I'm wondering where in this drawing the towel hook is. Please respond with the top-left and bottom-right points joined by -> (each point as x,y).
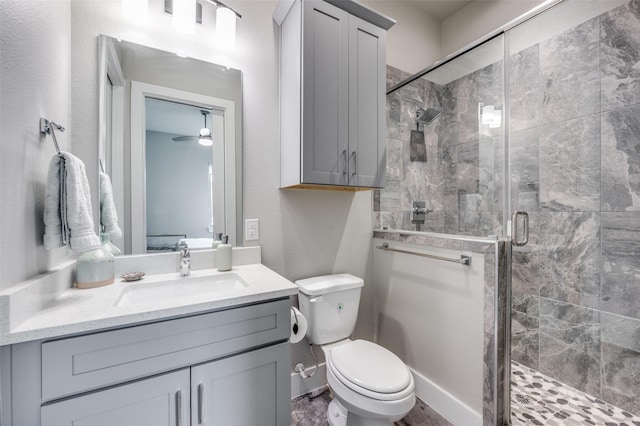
40,118 -> 65,154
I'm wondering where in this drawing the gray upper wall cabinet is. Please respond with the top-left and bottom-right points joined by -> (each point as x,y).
275,0 -> 394,190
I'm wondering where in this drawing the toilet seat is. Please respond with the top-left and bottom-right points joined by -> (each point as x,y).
327,340 -> 414,401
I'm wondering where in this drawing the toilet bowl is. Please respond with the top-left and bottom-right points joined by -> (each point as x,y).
323,339 -> 415,426
295,274 -> 416,426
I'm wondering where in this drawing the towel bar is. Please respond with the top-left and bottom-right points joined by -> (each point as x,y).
40,118 -> 65,154
376,242 -> 471,266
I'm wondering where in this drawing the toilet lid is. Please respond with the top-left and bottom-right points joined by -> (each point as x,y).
330,340 -> 411,394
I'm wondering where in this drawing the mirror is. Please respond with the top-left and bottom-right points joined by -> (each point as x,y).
98,35 -> 242,255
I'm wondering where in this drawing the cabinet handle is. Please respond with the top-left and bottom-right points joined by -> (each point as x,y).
351,151 -> 357,176
198,383 -> 206,425
342,150 -> 347,177
176,389 -> 183,426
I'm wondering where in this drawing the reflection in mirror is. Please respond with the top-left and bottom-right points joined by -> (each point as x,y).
98,35 -> 242,255
144,98 -> 224,252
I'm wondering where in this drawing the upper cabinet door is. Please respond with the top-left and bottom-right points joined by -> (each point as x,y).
302,0 -> 350,186
348,15 -> 386,188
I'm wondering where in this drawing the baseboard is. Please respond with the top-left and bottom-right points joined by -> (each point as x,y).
410,367 -> 482,426
291,363 -> 327,399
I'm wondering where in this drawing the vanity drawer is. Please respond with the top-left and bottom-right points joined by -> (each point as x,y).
41,298 -> 290,402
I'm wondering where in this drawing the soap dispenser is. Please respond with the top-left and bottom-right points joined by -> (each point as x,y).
212,233 -> 223,249
76,248 -> 115,289
217,235 -> 232,271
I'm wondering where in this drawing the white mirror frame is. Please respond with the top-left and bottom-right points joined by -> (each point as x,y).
98,36 -> 126,252
130,81 -> 237,254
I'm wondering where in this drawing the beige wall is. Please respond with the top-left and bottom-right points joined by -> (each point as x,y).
441,0 -> 547,57
362,0 -> 441,74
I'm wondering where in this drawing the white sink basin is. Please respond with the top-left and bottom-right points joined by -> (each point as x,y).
115,273 -> 249,307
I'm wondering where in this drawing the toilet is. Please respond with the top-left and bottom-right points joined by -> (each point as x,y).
296,274 -> 415,426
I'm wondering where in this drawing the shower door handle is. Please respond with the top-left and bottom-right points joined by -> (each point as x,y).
511,211 -> 529,247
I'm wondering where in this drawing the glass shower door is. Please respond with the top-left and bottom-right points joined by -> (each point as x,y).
507,0 -> 640,422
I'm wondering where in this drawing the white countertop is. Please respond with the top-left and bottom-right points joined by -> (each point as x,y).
0,263 -> 298,345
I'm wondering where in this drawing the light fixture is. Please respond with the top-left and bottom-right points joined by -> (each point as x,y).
198,110 -> 213,146
163,0 -> 241,49
172,0 -> 196,34
121,0 -> 148,21
171,110 -> 213,145
480,104 -> 502,129
215,6 -> 236,49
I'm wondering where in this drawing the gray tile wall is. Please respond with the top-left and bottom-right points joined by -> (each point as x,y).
380,62 -> 503,237
383,0 -> 640,416
510,0 -> 640,415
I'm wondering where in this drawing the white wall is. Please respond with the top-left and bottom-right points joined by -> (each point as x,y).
362,0 -> 441,74
0,0 -> 71,291
441,0 -> 546,57
374,239 -> 485,425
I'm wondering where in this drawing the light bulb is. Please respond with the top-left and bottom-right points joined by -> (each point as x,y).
173,0 -> 196,34
216,7 -> 236,50
198,128 -> 213,146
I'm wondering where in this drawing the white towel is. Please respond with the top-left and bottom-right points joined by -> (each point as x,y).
99,171 -> 122,241
43,153 -> 102,253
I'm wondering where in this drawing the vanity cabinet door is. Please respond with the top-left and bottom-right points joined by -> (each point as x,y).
41,369 -> 190,426
191,342 -> 290,426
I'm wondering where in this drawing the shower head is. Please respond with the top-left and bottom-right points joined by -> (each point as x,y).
416,107 -> 442,125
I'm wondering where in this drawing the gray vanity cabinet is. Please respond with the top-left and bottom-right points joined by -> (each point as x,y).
277,0 -> 392,189
41,369 -> 190,426
2,298 -> 291,426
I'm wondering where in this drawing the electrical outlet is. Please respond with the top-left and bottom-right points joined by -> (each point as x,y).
245,219 -> 259,241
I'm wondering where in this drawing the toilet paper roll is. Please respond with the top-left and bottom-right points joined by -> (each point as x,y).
290,307 -> 307,344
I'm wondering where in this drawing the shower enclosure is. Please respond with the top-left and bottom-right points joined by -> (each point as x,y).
381,0 -> 640,423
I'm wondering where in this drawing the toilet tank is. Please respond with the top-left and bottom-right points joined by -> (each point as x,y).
295,274 -> 364,345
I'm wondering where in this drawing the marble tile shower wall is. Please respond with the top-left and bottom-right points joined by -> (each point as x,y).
380,0 -> 640,416
379,63 -> 503,237
509,0 -> 640,416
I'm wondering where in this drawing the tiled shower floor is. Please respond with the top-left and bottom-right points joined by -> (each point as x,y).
511,361 -> 640,426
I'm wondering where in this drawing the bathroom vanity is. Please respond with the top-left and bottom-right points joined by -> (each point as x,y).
0,250 -> 297,426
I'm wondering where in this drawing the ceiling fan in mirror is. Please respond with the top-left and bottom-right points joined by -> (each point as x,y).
172,109 -> 213,146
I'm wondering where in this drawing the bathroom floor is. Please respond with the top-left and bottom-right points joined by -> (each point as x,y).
511,361 -> 640,426
291,387 -> 453,426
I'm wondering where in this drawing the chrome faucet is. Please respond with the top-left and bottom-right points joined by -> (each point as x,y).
411,200 -> 433,232
178,242 -> 191,277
